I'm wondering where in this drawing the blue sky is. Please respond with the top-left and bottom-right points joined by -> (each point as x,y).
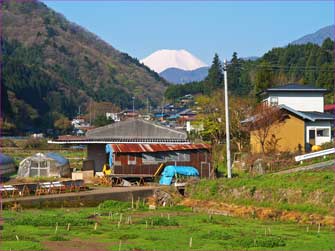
43,1 -> 333,64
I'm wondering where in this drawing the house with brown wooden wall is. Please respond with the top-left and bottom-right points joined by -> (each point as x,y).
49,119 -> 212,178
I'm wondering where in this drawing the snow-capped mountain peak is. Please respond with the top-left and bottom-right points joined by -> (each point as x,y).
140,49 -> 207,73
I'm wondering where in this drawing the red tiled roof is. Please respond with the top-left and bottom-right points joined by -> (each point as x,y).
110,143 -> 211,153
324,104 -> 335,111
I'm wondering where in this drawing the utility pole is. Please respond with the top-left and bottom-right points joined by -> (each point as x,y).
89,100 -> 92,125
223,59 -> 232,179
146,97 -> 149,114
132,96 -> 135,118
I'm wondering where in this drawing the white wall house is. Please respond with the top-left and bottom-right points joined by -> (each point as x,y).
260,83 -> 333,150
106,112 -> 120,122
261,84 -> 327,112
305,121 -> 331,146
263,92 -> 324,112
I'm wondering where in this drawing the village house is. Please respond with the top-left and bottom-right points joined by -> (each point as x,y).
49,119 -> 212,178
245,83 -> 333,153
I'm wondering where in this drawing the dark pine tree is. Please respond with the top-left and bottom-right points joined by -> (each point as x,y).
203,53 -> 224,95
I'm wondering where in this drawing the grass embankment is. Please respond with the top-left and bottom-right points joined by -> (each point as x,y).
1,200 -> 333,251
188,169 -> 334,216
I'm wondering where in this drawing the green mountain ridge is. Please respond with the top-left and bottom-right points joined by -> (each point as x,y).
165,40 -> 334,101
1,0 -> 168,132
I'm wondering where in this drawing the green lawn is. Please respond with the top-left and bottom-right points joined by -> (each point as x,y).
1,200 -> 333,251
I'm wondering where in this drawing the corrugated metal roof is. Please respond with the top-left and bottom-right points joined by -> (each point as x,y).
86,119 -> 187,140
110,143 -> 211,153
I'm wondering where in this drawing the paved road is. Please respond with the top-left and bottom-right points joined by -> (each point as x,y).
275,159 -> 334,174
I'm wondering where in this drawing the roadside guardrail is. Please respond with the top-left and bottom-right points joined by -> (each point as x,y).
295,148 -> 335,162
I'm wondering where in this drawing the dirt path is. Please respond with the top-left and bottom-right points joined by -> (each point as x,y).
43,238 -> 111,251
180,198 -> 334,226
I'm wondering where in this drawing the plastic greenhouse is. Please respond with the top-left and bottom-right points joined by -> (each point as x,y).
18,152 -> 71,178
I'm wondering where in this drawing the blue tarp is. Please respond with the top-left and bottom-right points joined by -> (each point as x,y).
45,152 -> 69,166
105,144 -> 113,167
159,165 -> 199,185
0,153 -> 14,165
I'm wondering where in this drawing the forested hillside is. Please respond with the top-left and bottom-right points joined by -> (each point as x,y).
165,39 -> 334,103
1,0 -> 168,132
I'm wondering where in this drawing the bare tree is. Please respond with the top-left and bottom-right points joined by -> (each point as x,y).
242,104 -> 286,153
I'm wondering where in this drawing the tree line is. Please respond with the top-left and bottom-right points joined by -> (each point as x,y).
165,38 -> 334,102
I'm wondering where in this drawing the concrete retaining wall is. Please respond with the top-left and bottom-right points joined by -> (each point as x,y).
2,187 -> 156,209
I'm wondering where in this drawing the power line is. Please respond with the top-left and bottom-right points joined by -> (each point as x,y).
230,64 -> 334,72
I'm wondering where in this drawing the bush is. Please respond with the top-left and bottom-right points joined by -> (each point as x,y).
12,214 -> 93,226
238,236 -> 286,248
0,139 -> 17,147
23,138 -> 48,149
118,234 -> 139,240
201,230 -> 232,240
320,141 -> 334,150
97,200 -> 131,212
48,235 -> 69,241
139,216 -> 179,226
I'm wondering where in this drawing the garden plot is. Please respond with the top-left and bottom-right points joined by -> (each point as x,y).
0,200 -> 333,251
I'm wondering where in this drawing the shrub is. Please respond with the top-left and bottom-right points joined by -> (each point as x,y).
0,139 -> 17,147
139,216 -> 179,226
320,141 -> 334,150
48,235 -> 69,241
98,200 -> 131,212
238,236 -> 286,248
201,230 -> 232,240
12,214 -> 93,226
118,234 -> 139,240
23,138 -> 48,149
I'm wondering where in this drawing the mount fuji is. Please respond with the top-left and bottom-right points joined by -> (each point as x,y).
141,49 -> 207,74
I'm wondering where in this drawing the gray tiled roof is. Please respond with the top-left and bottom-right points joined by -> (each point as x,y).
299,111 -> 334,121
86,119 -> 187,141
241,105 -> 334,124
280,105 -> 333,122
259,83 -> 328,95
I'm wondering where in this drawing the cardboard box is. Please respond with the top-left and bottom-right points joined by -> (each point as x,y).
72,172 -> 83,180
82,170 -> 94,180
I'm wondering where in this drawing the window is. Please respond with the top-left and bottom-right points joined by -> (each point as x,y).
317,128 -> 329,137
269,96 -> 278,106
142,152 -> 191,163
177,152 -> 190,162
142,153 -> 163,164
30,160 -> 49,177
128,154 -> 136,165
164,152 -> 178,162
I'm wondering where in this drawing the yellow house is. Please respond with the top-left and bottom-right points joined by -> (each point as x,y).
248,105 -> 333,154
244,84 -> 334,154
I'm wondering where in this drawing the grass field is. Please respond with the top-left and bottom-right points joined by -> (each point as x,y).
1,200 -> 333,251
